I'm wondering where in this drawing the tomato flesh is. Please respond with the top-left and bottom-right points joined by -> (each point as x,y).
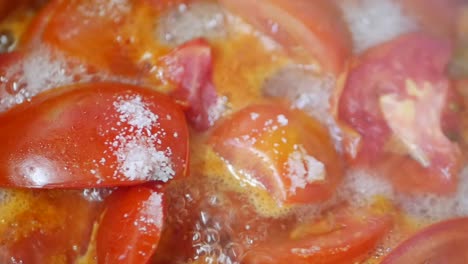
97,185 -> 164,264
244,207 -> 393,264
219,0 -> 352,75
0,82 -> 188,188
211,103 -> 343,206
337,32 -> 461,194
161,38 -> 221,131
382,218 -> 468,264
21,0 -> 159,78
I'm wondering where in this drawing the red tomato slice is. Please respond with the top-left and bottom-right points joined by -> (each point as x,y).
97,186 -> 164,264
22,0 -> 157,77
210,103 -> 343,206
219,0 -> 352,75
0,82 -> 189,188
336,32 -> 461,194
382,218 -> 468,264
243,207 -> 393,264
160,38 -> 221,131
0,190 -> 103,263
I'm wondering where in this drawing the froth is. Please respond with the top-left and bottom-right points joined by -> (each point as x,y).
157,2 -> 227,46
339,167 -> 468,222
338,0 -> 417,53
338,169 -> 395,207
397,166 -> 468,222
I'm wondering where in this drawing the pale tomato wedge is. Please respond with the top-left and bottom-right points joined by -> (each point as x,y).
219,0 -> 352,75
243,207 -> 393,264
336,32 -> 461,194
97,186 -> 164,264
210,103 -> 343,206
382,218 -> 468,264
0,82 -> 188,188
160,38 -> 221,131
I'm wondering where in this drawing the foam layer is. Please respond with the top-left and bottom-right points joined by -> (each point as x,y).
157,1 -> 227,46
338,0 -> 417,53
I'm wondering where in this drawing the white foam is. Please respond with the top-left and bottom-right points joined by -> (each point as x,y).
338,169 -> 395,207
157,2 -> 227,46
339,166 -> 468,222
0,47 -> 91,112
396,167 -> 468,222
338,0 -> 417,53
76,0 -> 130,19
262,65 -> 335,125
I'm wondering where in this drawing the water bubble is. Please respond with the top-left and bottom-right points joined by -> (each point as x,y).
204,228 -> 220,245
0,30 -> 14,53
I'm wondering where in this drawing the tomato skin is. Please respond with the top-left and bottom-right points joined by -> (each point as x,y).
97,186 -> 164,264
219,0 -> 351,75
243,207 -> 392,264
336,32 -> 461,195
211,103 -> 343,206
161,38 -> 221,131
382,218 -> 468,264
0,82 -> 189,188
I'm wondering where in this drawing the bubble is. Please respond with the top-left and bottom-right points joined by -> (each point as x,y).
81,188 -> 113,202
204,228 -> 220,245
0,30 -> 14,53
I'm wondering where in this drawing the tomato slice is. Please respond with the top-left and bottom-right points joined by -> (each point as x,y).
210,103 -> 343,206
160,38 -> 221,131
382,218 -> 468,264
218,0 -> 352,75
0,190 -> 103,263
22,0 -> 158,77
0,82 -> 188,188
97,185 -> 164,264
336,32 -> 461,194
243,207 -> 393,264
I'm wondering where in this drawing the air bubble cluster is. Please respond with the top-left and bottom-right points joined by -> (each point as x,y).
153,177 -> 291,264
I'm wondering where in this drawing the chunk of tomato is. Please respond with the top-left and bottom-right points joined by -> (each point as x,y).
160,38 -> 221,131
97,186 -> 164,264
219,0 -> 352,75
243,206 -> 393,264
21,0 -> 157,77
0,82 -> 188,188
210,103 -> 343,206
382,218 -> 468,264
336,32 -> 461,195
